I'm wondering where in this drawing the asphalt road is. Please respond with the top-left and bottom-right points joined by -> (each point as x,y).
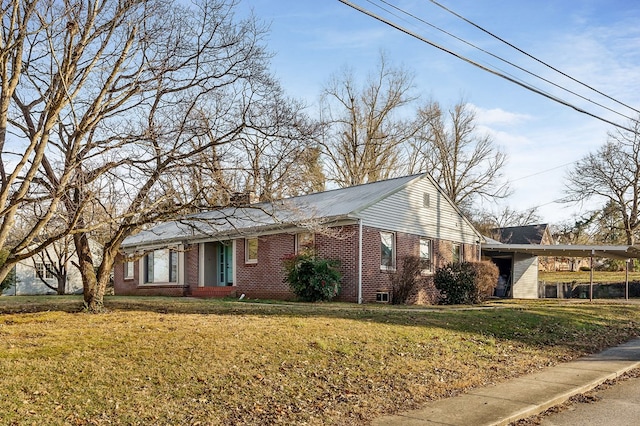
539,375 -> 640,426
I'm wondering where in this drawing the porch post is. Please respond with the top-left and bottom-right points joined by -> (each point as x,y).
198,243 -> 204,287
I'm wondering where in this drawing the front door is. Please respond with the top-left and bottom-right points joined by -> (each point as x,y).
218,242 -> 233,286
201,241 -> 234,287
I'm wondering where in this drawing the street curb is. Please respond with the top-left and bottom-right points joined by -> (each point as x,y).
497,361 -> 640,425
373,337 -> 640,426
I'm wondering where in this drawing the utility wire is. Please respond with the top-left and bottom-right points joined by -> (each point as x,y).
370,0 -> 637,124
427,0 -> 640,117
510,161 -> 577,183
338,0 -> 637,134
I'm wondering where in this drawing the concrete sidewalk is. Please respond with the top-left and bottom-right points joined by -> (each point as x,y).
373,337 -> 640,426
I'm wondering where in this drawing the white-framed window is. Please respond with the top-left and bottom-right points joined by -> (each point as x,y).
452,243 -> 463,264
245,238 -> 258,264
143,249 -> 178,284
420,238 -> 432,272
295,232 -> 315,254
124,261 -> 135,280
35,262 -> 55,279
380,231 -> 396,270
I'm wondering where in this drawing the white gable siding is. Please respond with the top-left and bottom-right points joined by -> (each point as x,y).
356,176 -> 478,244
511,254 -> 539,299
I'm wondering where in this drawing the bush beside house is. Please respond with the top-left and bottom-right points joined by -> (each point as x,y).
434,261 -> 498,305
282,252 -> 342,302
389,255 -> 425,305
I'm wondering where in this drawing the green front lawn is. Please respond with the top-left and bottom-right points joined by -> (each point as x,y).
1,296 -> 639,425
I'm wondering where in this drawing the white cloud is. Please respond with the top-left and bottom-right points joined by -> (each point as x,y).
471,105 -> 533,127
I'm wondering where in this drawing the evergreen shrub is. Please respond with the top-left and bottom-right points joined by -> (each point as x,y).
282,252 -> 341,302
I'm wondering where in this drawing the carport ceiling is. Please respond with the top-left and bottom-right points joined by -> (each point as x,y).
481,244 -> 640,260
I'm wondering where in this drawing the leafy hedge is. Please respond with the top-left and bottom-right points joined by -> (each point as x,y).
282,252 -> 342,302
434,261 -> 498,304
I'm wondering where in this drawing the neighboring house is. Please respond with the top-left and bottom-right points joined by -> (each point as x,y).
491,224 -> 553,245
491,224 -> 591,272
491,224 -> 556,272
114,174 -> 482,304
1,238 -> 103,296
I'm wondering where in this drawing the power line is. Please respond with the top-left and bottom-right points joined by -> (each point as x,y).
510,161 -> 577,183
426,0 -> 640,117
338,0 -> 637,134
369,0 -> 638,124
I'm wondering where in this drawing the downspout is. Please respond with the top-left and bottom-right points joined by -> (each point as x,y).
358,219 -> 363,304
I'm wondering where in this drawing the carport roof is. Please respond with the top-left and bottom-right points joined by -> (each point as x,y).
482,243 -> 640,260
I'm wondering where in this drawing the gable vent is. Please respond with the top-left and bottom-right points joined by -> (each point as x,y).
423,193 -> 430,208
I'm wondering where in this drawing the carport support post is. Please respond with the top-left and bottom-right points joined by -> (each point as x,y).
589,250 -> 594,302
626,259 -> 630,300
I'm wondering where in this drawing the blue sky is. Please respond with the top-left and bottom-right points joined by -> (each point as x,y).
237,0 -> 640,226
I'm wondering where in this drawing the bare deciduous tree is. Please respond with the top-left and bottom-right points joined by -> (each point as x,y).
2,0 -> 305,311
410,100 -> 510,212
471,206 -> 541,238
319,53 -> 419,187
564,119 -> 640,245
231,85 -> 324,201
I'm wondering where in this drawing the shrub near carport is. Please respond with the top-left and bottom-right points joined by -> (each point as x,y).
434,261 -> 498,304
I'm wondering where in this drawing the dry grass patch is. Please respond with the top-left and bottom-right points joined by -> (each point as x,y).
0,297 -> 639,425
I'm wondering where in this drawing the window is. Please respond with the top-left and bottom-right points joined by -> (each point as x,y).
124,261 -> 134,280
452,244 -> 463,264
423,192 -> 430,208
35,262 -> 54,279
245,238 -> 258,263
420,238 -> 432,272
144,249 -> 178,284
295,232 -> 315,253
380,231 -> 395,270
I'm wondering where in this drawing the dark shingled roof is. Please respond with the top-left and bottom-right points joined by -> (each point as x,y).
491,224 -> 550,245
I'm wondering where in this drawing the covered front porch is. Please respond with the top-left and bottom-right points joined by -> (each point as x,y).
190,241 -> 236,298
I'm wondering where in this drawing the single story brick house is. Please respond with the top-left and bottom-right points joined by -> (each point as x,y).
114,173 -> 482,303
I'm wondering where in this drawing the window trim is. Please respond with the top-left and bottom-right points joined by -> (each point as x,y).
142,249 -> 178,285
295,232 -> 315,254
35,262 -> 55,280
124,261 -> 135,280
245,238 -> 258,264
420,237 -> 433,273
380,231 -> 396,271
452,243 -> 463,264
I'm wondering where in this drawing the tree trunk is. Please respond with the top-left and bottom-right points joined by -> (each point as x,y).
74,233 -> 101,312
56,273 -> 66,295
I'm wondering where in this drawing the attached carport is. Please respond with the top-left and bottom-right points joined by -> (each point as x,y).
481,244 -> 640,300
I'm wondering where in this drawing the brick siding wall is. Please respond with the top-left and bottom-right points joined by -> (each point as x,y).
235,233 -> 297,300
113,229 -> 480,303
184,244 -> 199,289
315,225 -> 358,302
